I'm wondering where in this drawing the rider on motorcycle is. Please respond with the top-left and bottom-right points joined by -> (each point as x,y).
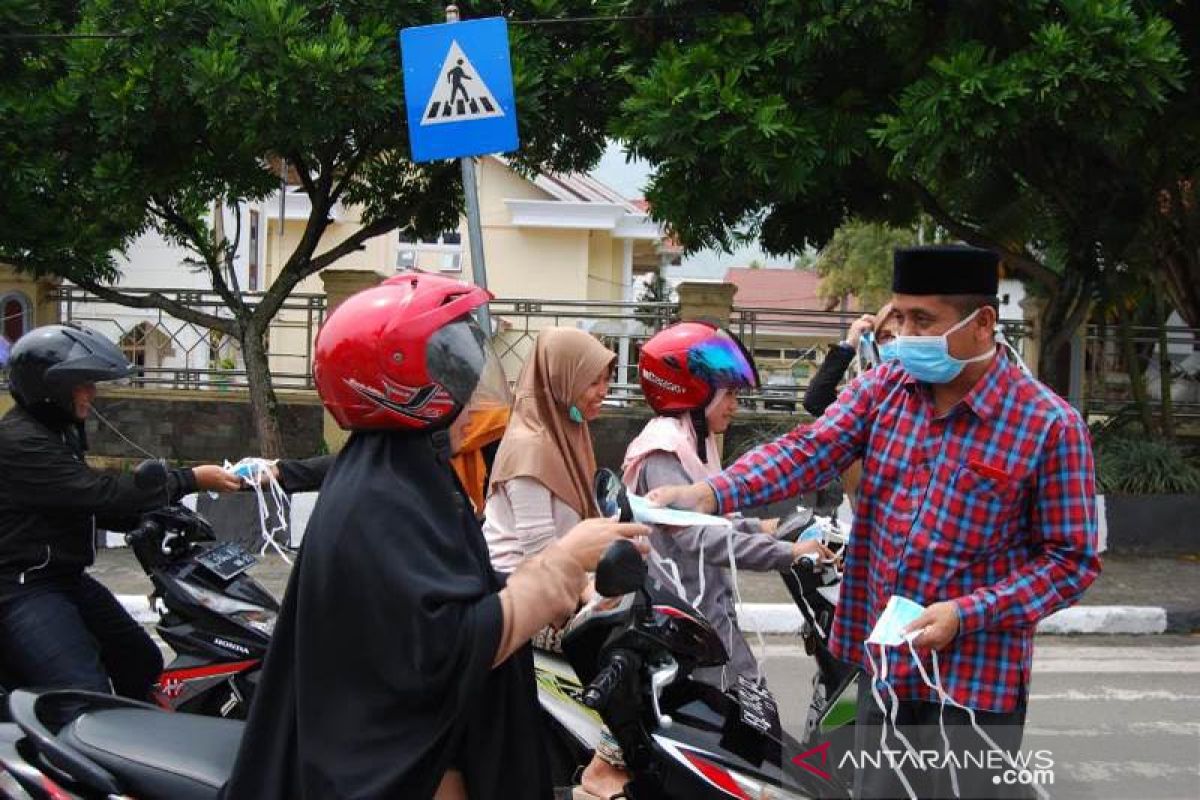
221,273 -> 647,800
0,324 -> 239,711
623,322 -> 833,688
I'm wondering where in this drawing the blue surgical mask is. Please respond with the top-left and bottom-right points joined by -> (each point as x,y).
568,405 -> 584,423
894,308 -> 993,384
866,595 -> 925,647
877,339 -> 899,363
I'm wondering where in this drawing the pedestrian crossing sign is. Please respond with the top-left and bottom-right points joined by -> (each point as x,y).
400,17 -> 519,163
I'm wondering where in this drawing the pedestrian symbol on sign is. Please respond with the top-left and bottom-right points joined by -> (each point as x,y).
400,15 -> 517,161
421,41 -> 505,126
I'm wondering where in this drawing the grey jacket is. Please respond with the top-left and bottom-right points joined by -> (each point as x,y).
634,451 -> 796,688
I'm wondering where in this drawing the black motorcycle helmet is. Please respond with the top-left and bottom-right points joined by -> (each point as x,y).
8,323 -> 131,422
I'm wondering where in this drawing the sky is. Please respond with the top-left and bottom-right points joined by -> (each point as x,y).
591,141 -> 798,279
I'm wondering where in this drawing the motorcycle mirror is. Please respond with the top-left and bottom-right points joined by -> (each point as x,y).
133,459 -> 169,490
593,468 -> 633,523
594,539 -> 648,598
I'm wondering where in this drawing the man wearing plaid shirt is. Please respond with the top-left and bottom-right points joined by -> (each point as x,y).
649,245 -> 1100,798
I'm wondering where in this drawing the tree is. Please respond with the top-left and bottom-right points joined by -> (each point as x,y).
610,0 -> 1191,392
0,0 -> 624,455
814,220 -> 916,312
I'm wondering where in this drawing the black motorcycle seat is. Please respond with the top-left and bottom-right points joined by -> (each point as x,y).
59,708 -> 242,800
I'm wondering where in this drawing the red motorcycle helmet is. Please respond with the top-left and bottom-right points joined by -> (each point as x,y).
638,321 -> 760,414
314,271 -> 496,431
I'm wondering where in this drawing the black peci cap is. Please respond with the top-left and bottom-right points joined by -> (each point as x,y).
892,245 -> 999,296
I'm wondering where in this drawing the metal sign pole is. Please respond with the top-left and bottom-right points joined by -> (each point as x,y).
445,5 -> 493,338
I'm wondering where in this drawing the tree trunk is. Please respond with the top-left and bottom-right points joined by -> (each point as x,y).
1155,281 -> 1175,440
1117,308 -> 1155,435
241,324 -> 285,458
1036,272 -> 1091,397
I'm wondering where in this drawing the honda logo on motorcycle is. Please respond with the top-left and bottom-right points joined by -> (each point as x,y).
213,637 -> 251,656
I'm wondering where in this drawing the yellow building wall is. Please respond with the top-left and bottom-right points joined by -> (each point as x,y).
0,266 -> 60,330
259,157 -> 643,383
586,231 -> 621,301
461,157 -> 592,302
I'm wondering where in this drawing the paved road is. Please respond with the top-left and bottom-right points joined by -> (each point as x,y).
759,634 -> 1200,799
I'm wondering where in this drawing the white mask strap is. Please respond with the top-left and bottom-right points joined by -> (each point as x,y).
996,328 -> 1034,377
646,544 -> 686,600
864,642 -> 919,800
724,526 -> 765,685
906,643 -> 1051,800
906,640 -> 959,798
944,307 -> 981,336
954,308 -> 998,366
226,458 -> 292,564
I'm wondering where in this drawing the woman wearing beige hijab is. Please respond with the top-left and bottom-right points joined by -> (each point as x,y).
484,327 -> 637,800
484,327 -> 617,573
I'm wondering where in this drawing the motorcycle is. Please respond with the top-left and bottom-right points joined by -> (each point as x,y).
535,469 -> 856,799
0,534 -> 830,800
0,459 -> 277,720
124,459 -> 278,718
0,467 -> 855,799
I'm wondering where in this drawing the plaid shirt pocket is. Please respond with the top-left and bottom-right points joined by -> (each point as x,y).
938,464 -> 1024,555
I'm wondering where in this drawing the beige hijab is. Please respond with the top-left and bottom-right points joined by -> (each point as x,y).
488,328 -> 616,518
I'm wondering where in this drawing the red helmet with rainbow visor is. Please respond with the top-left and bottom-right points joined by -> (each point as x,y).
638,321 -> 760,415
315,271 -> 511,433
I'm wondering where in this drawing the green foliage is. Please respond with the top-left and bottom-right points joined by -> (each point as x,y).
814,220 -> 916,311
1095,435 -> 1200,495
0,0 -> 624,282
0,0 -> 629,454
607,0 -> 1200,394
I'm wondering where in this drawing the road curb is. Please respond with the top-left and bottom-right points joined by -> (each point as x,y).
736,603 -> 1176,636
117,594 -> 1192,636
117,594 -> 159,625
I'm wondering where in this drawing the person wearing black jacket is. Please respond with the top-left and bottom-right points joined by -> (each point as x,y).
0,324 -> 239,706
801,307 -> 897,507
269,436 -> 503,513
802,305 -> 897,418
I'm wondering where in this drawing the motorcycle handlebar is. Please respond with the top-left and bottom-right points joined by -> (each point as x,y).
583,650 -> 632,711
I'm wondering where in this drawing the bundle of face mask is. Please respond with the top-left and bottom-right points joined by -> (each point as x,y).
864,595 -> 1049,800
628,490 -> 765,689
223,457 -> 293,564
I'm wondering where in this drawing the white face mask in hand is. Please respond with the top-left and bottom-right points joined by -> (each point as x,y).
863,596 -> 1050,800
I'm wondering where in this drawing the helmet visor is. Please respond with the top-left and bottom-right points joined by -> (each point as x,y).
687,329 -> 760,390
426,314 -> 492,406
447,335 -> 512,455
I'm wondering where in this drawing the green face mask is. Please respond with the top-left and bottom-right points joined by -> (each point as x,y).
568,405 -> 584,423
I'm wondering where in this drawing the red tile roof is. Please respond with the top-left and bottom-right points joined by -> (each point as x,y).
724,267 -> 836,311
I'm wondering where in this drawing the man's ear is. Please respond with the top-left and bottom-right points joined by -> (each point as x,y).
977,305 -> 999,341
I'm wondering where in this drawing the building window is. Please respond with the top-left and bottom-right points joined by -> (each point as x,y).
248,210 -> 261,291
1,292 -> 31,346
397,230 -> 463,273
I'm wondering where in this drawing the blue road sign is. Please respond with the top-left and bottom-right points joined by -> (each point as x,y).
400,17 -> 519,163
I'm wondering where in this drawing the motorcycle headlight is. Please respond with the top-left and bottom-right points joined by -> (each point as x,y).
728,769 -> 811,800
673,745 -> 812,800
177,581 -> 276,634
232,609 -> 277,636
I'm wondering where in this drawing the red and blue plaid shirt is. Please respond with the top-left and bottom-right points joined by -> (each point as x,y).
710,351 -> 1100,713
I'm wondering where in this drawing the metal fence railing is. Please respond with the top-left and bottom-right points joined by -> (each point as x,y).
0,286 -> 1073,420
1083,322 -> 1200,420
489,298 -> 679,401
53,286 -> 327,391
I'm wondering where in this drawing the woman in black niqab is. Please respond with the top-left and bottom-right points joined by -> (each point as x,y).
221,274 -> 645,800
